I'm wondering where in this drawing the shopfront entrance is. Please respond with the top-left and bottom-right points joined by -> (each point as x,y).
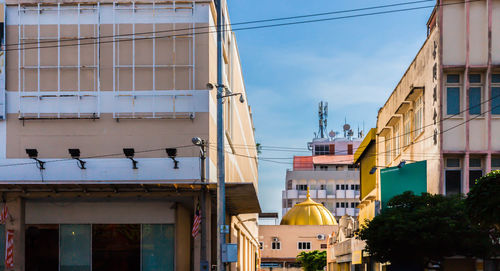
25,224 -> 174,271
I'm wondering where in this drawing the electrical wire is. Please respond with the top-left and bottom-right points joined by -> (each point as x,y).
4,0 -> 436,47
2,0 -> 480,52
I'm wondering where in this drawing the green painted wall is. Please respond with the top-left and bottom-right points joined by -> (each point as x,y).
380,160 -> 427,209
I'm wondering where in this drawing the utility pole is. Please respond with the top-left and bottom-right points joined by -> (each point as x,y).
215,0 -> 226,270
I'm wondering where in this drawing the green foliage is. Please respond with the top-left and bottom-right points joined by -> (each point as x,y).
358,191 -> 492,267
296,250 -> 326,271
466,170 -> 500,231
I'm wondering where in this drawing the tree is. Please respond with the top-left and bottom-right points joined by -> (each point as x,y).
465,170 -> 500,252
358,191 -> 492,270
466,170 -> 500,231
296,250 -> 326,271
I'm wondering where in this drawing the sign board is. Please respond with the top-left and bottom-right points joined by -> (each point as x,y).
380,160 -> 427,210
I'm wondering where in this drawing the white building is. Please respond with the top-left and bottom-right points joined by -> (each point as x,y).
282,135 -> 362,221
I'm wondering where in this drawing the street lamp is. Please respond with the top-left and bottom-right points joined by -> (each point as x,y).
192,137 -> 208,271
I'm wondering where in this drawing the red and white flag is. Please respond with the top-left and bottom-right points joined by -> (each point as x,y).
5,230 -> 13,268
192,203 -> 201,238
0,205 -> 8,224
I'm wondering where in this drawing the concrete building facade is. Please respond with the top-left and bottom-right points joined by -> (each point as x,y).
0,1 -> 260,270
282,136 -> 362,221
377,0 -> 500,197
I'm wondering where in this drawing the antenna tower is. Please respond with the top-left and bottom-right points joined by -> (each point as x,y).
317,101 -> 328,138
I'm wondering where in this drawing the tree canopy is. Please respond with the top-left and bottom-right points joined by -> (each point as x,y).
296,250 -> 327,271
358,191 -> 492,268
466,170 -> 500,231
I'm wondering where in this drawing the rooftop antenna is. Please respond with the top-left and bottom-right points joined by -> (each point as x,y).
343,122 -> 351,138
317,101 -> 328,138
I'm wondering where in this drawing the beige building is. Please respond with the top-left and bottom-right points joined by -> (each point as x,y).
377,0 -> 500,198
0,0 -> 260,270
350,0 -> 500,270
260,190 -> 337,270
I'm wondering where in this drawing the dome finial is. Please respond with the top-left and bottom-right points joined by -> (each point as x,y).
306,186 -> 310,199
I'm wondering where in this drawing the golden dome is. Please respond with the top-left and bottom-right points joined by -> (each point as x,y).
280,188 -> 337,225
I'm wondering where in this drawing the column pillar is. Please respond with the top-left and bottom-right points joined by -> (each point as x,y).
6,195 -> 25,271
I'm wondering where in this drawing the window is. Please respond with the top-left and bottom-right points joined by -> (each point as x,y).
340,185 -> 345,190
319,165 -> 328,171
446,74 -> 461,115
350,202 -> 355,208
272,241 -> 281,250
445,158 -> 461,195
348,164 -> 359,171
469,158 -> 483,189
298,242 -> 311,250
347,144 -> 353,155
315,145 -> 329,155
403,111 -> 412,147
336,202 -> 340,208
414,96 -> 423,137
355,185 -> 360,190
492,74 -> 500,115
320,244 -> 327,249
469,74 -> 482,115
287,180 -> 292,190
296,184 -> 307,191
287,199 -> 293,207
394,124 -> 400,157
60,224 -> 91,271
350,185 -> 355,190
336,185 -> 339,190
385,139 -> 391,165
320,184 -> 326,190
340,202 -> 345,208
259,242 -> 263,250
492,157 -> 500,170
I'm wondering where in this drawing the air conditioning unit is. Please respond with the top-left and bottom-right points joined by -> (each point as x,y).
317,234 -> 326,240
272,237 -> 279,242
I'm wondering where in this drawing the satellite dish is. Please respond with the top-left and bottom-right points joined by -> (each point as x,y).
343,124 -> 351,131
329,130 -> 336,138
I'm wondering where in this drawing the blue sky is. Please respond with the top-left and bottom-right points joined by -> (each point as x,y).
228,0 -> 433,215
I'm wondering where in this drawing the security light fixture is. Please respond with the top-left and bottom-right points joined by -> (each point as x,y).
68,149 -> 86,169
166,148 -> 179,169
369,166 -> 377,175
206,82 -> 215,90
26,148 -> 45,170
192,137 -> 203,146
398,160 -> 406,168
123,148 -> 138,169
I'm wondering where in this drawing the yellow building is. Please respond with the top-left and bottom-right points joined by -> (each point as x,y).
354,128 -> 378,228
259,189 -> 337,270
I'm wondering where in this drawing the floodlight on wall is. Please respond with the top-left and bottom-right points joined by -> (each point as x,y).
369,166 -> 377,175
26,149 -> 45,170
166,148 -> 179,169
398,160 -> 406,168
123,148 -> 138,169
68,149 -> 86,169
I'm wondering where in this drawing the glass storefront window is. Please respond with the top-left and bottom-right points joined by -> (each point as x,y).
60,224 -> 91,271
92,224 -> 140,271
26,224 -> 59,271
142,224 -> 175,271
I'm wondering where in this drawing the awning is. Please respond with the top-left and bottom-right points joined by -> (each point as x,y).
0,181 -> 261,215
209,182 -> 261,215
